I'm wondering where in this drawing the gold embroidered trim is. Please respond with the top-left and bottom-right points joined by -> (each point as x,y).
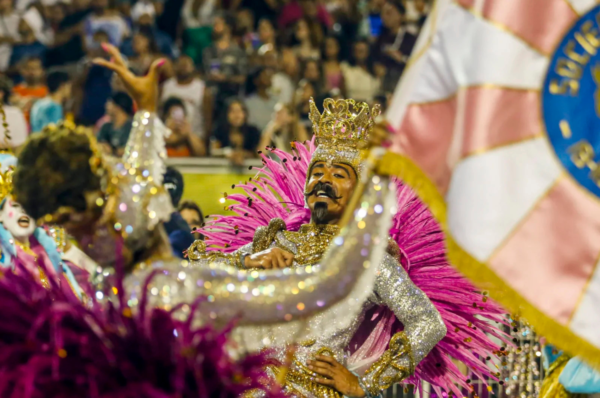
539,354 -> 573,398
362,332 -> 413,395
186,239 -> 243,268
271,347 -> 342,398
283,224 -> 340,266
376,151 -> 600,370
253,218 -> 286,253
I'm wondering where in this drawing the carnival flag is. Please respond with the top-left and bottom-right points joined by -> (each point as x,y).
383,0 -> 600,368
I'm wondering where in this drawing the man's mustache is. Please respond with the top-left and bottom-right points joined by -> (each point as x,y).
304,182 -> 342,200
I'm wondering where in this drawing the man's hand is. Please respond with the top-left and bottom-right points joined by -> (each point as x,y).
307,355 -> 366,398
244,247 -> 294,269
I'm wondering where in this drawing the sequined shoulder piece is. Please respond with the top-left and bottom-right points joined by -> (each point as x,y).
253,218 -> 286,253
185,239 -> 243,268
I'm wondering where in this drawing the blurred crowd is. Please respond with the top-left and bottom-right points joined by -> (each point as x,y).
0,0 -> 431,164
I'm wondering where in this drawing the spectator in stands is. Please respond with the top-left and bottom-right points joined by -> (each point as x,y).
202,12 -> 248,112
12,57 -> 48,123
83,0 -> 130,49
278,0 -> 331,30
211,98 -> 260,165
181,0 -> 217,64
162,97 -> 207,157
372,0 -> 416,88
230,0 -> 278,25
295,79 -> 315,129
373,91 -> 391,115
163,166 -> 194,258
46,0 -> 91,67
415,0 -> 430,30
9,13 -> 47,69
301,58 -> 323,96
21,6 -> 53,46
363,0 -> 385,38
30,71 -> 71,133
244,66 -> 277,132
0,0 -> 21,72
342,39 -> 381,102
162,54 -> 210,138
290,17 -> 321,61
322,35 -> 345,94
272,47 -> 298,105
258,102 -> 308,152
127,26 -> 168,77
328,0 -> 361,59
257,18 -> 276,48
73,30 -> 114,125
97,91 -> 134,156
178,199 -> 203,240
121,1 -> 176,59
235,8 -> 257,54
0,77 -> 28,151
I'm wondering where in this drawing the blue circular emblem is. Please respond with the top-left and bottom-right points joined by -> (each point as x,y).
543,5 -> 600,197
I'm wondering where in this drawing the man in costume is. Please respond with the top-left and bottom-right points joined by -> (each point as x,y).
0,151 -> 83,299
190,99 -> 510,397
11,44 -> 398,351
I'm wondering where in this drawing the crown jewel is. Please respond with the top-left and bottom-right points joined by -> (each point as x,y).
309,98 -> 381,149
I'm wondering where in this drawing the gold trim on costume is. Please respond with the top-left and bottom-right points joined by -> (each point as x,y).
361,332 -> 414,396
375,151 -> 600,370
539,354 -> 574,398
186,239 -> 243,268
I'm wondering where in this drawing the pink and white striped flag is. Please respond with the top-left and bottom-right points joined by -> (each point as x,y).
385,0 -> 600,367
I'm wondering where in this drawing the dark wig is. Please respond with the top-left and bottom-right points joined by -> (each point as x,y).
13,126 -> 101,221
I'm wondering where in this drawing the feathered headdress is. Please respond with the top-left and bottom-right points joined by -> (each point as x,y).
199,135 -> 510,395
0,258 -> 282,398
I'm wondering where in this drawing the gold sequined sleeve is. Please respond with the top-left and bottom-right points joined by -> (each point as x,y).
360,253 -> 446,395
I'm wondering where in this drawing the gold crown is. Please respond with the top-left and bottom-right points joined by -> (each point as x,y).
307,98 -> 381,179
309,98 -> 381,149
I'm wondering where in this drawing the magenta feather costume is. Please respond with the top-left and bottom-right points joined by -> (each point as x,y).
199,140 -> 510,396
0,259 -> 282,398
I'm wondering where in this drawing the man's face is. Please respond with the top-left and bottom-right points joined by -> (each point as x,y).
381,2 -> 402,28
175,56 -> 194,79
0,198 -> 36,241
258,68 -> 273,88
22,59 -> 44,85
305,162 -> 357,225
180,208 -> 201,231
212,17 -> 230,40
